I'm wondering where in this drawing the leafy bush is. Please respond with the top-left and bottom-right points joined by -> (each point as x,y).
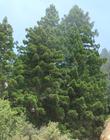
12,122 -> 73,140
0,99 -> 29,140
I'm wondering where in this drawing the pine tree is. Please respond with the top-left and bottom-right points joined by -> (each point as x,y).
12,5 -> 67,125
11,5 -> 108,140
0,17 -> 15,98
60,5 -> 107,140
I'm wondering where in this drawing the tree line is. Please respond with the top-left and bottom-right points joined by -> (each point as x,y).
0,4 -> 109,140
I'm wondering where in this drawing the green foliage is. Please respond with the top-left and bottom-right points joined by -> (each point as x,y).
12,5 -> 107,140
0,99 -> 29,140
12,122 -> 73,140
100,48 -> 110,114
0,17 -> 15,98
37,4 -> 59,27
59,5 -> 107,140
0,5 -> 108,140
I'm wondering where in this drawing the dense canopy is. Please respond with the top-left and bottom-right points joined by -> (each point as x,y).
0,5 -> 109,140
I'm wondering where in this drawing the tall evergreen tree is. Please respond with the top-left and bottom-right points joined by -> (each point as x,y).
12,5 -> 67,125
0,17 -> 15,98
11,5 -> 108,140
59,5 -> 108,140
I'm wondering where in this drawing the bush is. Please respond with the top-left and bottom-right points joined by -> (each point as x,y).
12,122 -> 73,140
0,99 -> 29,140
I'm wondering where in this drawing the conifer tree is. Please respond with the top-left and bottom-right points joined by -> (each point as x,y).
11,5 -> 108,140
13,5 -> 66,125
0,17 -> 15,98
60,5 -> 107,140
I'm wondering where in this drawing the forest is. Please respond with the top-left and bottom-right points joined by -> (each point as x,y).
0,4 -> 110,140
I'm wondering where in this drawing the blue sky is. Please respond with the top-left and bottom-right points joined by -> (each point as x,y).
0,0 -> 109,51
